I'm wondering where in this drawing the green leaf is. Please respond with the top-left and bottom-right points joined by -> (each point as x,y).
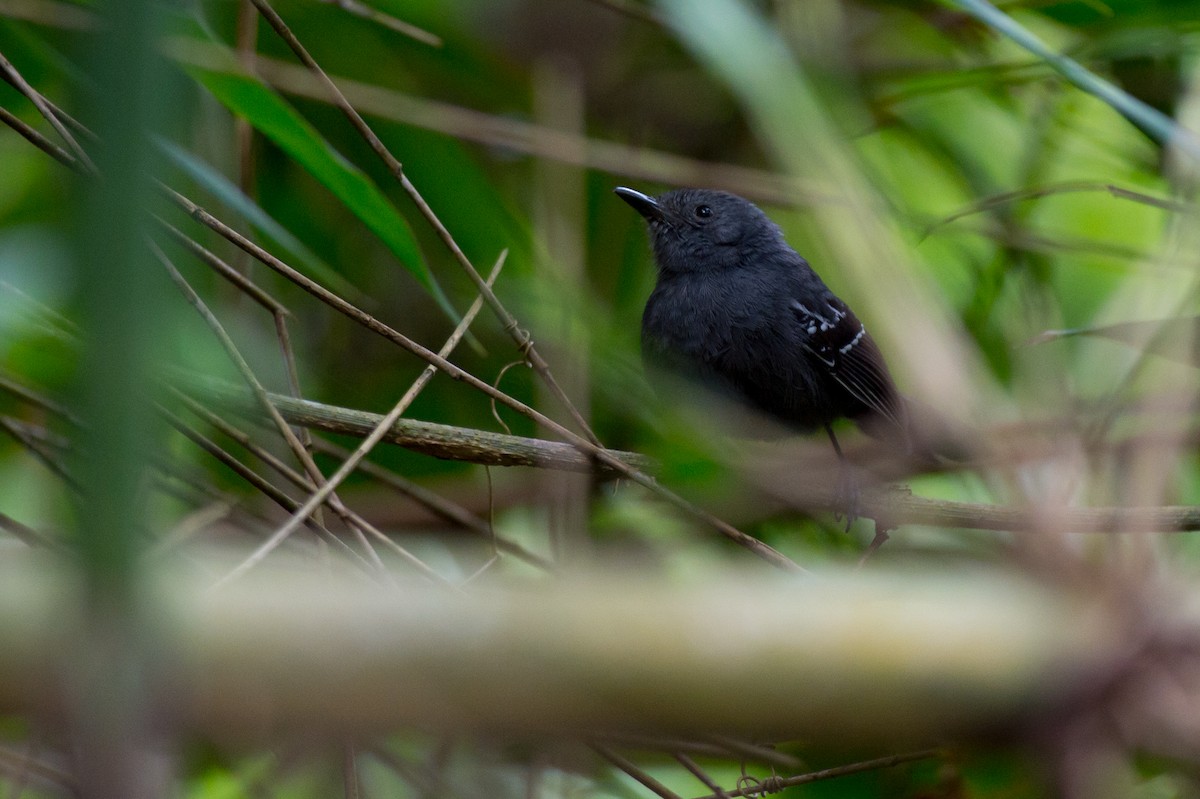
184,62 -> 459,320
156,136 -> 365,304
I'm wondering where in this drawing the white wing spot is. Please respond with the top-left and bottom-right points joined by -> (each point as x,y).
839,325 -> 866,354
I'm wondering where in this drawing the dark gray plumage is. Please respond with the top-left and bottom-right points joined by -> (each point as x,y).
615,186 -> 907,448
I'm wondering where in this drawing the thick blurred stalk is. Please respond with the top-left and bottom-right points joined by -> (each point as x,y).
0,564 -> 1120,745
533,58 -> 591,562
68,0 -> 175,795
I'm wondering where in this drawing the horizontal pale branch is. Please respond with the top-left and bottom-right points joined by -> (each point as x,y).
194,379 -> 653,475
0,562 -> 1123,743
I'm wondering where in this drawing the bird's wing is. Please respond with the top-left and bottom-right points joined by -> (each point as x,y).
791,297 -> 906,430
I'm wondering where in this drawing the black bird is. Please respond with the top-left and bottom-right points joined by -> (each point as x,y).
615,185 -> 909,458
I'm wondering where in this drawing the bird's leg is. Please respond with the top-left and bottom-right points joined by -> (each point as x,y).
824,423 -> 859,529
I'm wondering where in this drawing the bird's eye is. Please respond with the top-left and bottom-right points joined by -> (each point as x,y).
695,205 -> 713,218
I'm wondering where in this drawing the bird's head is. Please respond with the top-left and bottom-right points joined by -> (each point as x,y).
615,186 -> 783,275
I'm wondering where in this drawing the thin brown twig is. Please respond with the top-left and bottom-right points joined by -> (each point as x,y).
687,749 -> 942,799
0,104 -> 78,168
311,439 -> 554,571
161,407 -> 377,575
925,180 -> 1188,234
674,752 -> 730,799
0,97 -> 332,517
246,0 -> 601,446
318,0 -> 442,46
0,49 -> 95,171
156,219 -> 286,313
160,208 -> 320,481
592,743 -> 684,799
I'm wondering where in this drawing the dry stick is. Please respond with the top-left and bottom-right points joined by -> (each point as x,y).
592,742 -> 684,799
157,219 -> 286,313
0,104 -> 78,167
0,49 -> 95,172
216,251 -> 508,585
148,464 -> 335,559
926,180 -> 1190,233
320,0 -> 443,45
4,29 -> 801,208
687,748 -> 941,799
150,243 -> 396,576
246,0 -> 600,447
674,752 -> 731,799
161,408 -> 377,575
161,191 -> 795,571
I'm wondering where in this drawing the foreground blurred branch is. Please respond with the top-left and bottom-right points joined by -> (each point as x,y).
0,563 -> 1123,743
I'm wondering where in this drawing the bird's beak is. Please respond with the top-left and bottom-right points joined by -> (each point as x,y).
614,187 -> 666,223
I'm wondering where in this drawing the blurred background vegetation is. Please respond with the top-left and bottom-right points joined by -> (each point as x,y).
3,0 -> 1200,796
